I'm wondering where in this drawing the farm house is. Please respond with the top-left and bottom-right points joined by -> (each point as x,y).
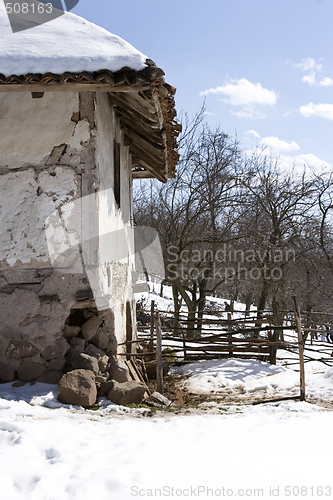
0,4 -> 179,384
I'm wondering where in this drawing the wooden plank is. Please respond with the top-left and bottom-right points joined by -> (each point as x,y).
0,83 -> 150,93
79,91 -> 95,127
227,313 -> 233,356
109,93 -> 158,127
111,91 -> 156,117
120,119 -> 165,153
45,143 -> 67,165
135,159 -> 166,184
132,170 -> 155,179
149,300 -> 155,352
270,300 -> 281,364
293,296 -> 306,402
126,359 -> 141,382
156,312 -> 163,394
127,360 -> 150,398
70,300 -> 96,309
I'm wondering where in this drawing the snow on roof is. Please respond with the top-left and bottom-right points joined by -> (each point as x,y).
0,2 -> 147,77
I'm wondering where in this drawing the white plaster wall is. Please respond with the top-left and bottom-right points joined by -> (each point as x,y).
0,91 -> 97,270
95,92 -> 135,345
0,92 -> 80,169
0,166 -> 78,268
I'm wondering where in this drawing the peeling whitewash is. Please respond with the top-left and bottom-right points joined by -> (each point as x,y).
0,90 -> 137,382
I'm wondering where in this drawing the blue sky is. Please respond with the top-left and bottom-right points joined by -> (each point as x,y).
72,0 -> 333,170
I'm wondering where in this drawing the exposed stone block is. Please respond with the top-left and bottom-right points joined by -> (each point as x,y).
98,355 -> 109,373
17,361 -> 47,382
58,369 -> 97,407
99,380 -> 114,397
92,330 -> 117,353
6,340 -> 39,359
64,325 -> 81,339
42,338 -> 69,361
68,337 -> 85,352
36,371 -> 63,384
83,344 -> 109,372
67,351 -> 99,374
48,357 -> 66,372
83,344 -> 105,359
107,380 -> 147,406
108,358 -> 131,383
0,362 -> 16,382
81,315 -> 103,341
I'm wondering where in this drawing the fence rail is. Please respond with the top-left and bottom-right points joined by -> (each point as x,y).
121,298 -> 333,401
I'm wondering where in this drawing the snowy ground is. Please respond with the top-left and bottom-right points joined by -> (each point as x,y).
1,288 -> 333,499
1,356 -> 333,499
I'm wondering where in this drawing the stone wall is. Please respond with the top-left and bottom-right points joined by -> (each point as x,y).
0,90 -> 136,383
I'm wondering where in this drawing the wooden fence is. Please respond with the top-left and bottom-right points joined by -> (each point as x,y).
119,298 -> 333,402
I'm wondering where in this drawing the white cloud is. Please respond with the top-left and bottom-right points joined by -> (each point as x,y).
260,136 -> 300,152
299,102 -> 333,120
302,73 -> 316,86
201,78 -> 277,106
294,153 -> 331,169
302,73 -> 333,87
294,58 -> 333,87
245,130 -> 261,139
245,128 -> 331,175
200,78 -> 277,118
319,77 -> 333,87
230,108 -> 264,119
294,58 -> 322,72
246,149 -> 331,177
245,131 -> 300,152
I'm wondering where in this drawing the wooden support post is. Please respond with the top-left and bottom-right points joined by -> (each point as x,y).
227,313 -> 233,356
293,296 -> 306,402
156,312 -> 163,395
149,300 -> 155,352
270,300 -> 281,365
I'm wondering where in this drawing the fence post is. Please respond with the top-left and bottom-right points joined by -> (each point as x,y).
156,312 -> 163,394
293,296 -> 306,402
270,300 -> 281,365
149,300 -> 155,353
227,313 -> 233,356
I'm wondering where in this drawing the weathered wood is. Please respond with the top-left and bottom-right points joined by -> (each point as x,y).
70,300 -> 96,309
121,120 -> 165,154
156,312 -> 163,394
128,142 -> 165,175
252,395 -> 301,405
132,170 -> 155,179
109,93 -> 158,127
111,91 -> 156,118
293,296 -> 306,402
270,300 -> 280,364
45,143 -> 67,165
149,300 -> 155,352
134,158 -> 166,184
227,313 -> 233,356
0,83 -> 150,93
79,91 -> 95,127
127,359 -> 150,398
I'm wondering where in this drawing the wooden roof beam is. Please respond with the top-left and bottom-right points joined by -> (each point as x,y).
0,83 -> 150,93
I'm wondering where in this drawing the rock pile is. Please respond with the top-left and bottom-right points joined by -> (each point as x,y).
0,309 -> 148,408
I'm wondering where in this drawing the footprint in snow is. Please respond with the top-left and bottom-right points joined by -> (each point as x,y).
0,421 -> 23,446
44,448 -> 60,464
